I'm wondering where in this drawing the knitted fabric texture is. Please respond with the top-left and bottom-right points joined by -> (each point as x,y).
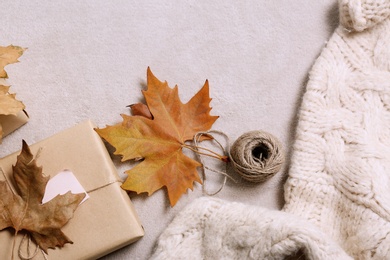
339,0 -> 390,31
151,1 -> 390,259
283,0 -> 390,258
151,197 -> 351,260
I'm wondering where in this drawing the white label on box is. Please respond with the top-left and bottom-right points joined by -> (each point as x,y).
42,169 -> 89,204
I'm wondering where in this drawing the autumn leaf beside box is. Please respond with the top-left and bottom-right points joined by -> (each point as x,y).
0,40 -> 222,258
0,45 -> 28,142
0,120 -> 144,259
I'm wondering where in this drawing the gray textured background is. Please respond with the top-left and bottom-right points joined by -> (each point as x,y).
1,1 -> 338,259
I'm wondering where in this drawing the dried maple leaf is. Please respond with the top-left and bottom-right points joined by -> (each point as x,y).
0,141 -> 85,256
0,85 -> 25,115
96,68 -> 219,206
0,45 -> 24,79
0,45 -> 26,142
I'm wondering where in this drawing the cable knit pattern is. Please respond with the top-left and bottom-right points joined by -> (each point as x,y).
151,197 -> 351,260
339,0 -> 390,31
283,6 -> 390,259
151,1 -> 390,259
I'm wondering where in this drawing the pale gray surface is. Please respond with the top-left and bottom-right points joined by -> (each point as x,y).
0,1 -> 338,259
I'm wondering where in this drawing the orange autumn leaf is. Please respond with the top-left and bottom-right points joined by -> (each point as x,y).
0,141 -> 85,257
96,68 -> 218,206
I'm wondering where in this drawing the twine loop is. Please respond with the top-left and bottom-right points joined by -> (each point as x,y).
229,130 -> 284,183
193,130 -> 237,196
18,234 -> 47,260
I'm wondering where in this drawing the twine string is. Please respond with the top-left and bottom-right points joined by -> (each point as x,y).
18,234 -> 42,260
229,130 -> 285,183
86,179 -> 122,193
193,130 -> 237,196
192,129 -> 284,193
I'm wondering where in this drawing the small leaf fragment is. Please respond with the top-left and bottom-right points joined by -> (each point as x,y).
0,45 -> 26,143
129,103 -> 153,119
0,45 -> 25,79
0,85 -> 25,115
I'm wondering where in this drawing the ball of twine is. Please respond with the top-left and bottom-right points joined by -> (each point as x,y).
229,130 -> 284,183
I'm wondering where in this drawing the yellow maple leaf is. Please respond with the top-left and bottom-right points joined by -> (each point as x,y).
0,45 -> 25,79
0,45 -> 26,142
96,68 -> 219,206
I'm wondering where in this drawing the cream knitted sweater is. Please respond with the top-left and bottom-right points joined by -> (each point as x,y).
151,0 -> 390,259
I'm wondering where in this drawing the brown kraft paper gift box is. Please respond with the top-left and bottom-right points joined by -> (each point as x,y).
0,120 -> 144,259
0,110 -> 29,138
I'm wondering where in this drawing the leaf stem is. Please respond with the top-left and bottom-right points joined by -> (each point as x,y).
11,230 -> 17,260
